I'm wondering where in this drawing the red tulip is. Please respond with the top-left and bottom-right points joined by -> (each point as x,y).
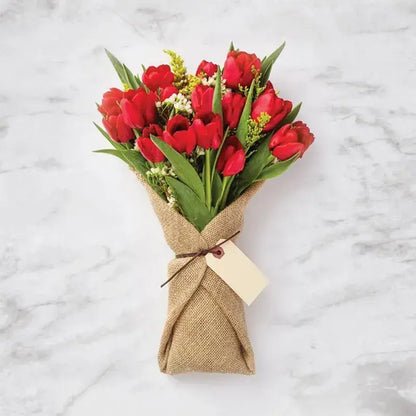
216,136 -> 245,176
98,88 -> 135,116
142,124 -> 163,138
136,124 -> 165,163
196,60 -> 218,77
163,115 -> 196,155
120,88 -> 157,129
222,50 -> 261,89
264,80 -> 274,92
191,112 -> 223,150
191,85 -> 214,114
102,114 -> 134,143
142,64 -> 175,91
160,85 -> 178,101
251,89 -> 292,131
222,91 -> 246,129
269,122 -> 315,161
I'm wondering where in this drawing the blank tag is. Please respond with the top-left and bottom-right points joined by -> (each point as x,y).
206,240 -> 269,305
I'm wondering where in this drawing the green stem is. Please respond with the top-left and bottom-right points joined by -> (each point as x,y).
205,149 -> 212,208
266,154 -> 274,165
211,127 -> 229,185
219,176 -> 234,211
213,176 -> 229,215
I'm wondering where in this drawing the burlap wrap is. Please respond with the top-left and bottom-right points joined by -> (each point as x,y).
138,174 -> 263,375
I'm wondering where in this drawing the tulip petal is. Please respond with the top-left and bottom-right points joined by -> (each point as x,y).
102,117 -> 118,141
223,149 -> 245,176
137,137 -> 165,163
116,115 -> 133,143
272,142 -> 304,161
121,98 -> 141,128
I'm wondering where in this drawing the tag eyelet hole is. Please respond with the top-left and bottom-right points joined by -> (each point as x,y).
213,247 -> 224,259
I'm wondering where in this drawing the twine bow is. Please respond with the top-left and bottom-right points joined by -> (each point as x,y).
160,231 -> 240,288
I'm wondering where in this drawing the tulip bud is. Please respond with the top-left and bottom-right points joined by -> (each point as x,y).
163,115 -> 196,155
217,136 -> 245,176
222,51 -> 261,89
196,60 -> 218,77
136,124 -> 165,163
142,65 -> 175,91
102,114 -> 134,143
269,122 -> 314,161
191,85 -> 214,114
120,88 -> 157,129
251,89 -> 292,131
98,88 -> 135,117
191,112 -> 223,150
160,85 -> 178,101
222,91 -> 246,129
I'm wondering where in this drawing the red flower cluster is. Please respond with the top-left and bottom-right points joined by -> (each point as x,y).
97,46 -> 315,215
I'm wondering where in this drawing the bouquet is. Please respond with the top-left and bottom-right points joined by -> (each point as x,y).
94,42 -> 314,375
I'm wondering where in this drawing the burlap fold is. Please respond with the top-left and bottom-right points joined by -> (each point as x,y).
139,174 -> 263,375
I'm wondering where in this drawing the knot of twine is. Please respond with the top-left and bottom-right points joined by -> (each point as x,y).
160,231 -> 240,288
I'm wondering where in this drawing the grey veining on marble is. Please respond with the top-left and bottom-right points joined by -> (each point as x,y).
0,1 -> 415,415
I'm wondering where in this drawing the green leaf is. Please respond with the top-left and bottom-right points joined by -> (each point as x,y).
211,170 -> 223,207
212,67 -> 223,119
230,133 -> 273,199
236,80 -> 255,147
105,49 -> 128,85
229,41 -> 235,51
134,74 -> 145,88
93,122 -> 125,151
94,148 -> 149,177
120,149 -> 148,176
279,102 -> 302,126
150,136 -> 205,202
259,42 -> 286,87
256,153 -> 299,180
93,149 -> 127,162
165,177 -> 213,231
105,50 -> 142,90
123,64 -> 139,89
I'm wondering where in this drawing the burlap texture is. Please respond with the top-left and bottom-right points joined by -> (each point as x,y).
138,174 -> 263,375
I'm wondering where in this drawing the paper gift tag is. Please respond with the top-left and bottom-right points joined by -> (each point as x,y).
205,239 -> 269,305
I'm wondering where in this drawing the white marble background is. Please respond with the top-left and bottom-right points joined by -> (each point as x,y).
0,0 -> 415,415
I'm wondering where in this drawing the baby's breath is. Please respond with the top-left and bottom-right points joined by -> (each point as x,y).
162,92 -> 192,115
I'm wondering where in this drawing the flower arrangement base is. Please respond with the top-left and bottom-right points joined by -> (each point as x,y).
140,175 -> 263,375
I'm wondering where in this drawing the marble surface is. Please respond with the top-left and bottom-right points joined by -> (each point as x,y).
1,1 -> 415,415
